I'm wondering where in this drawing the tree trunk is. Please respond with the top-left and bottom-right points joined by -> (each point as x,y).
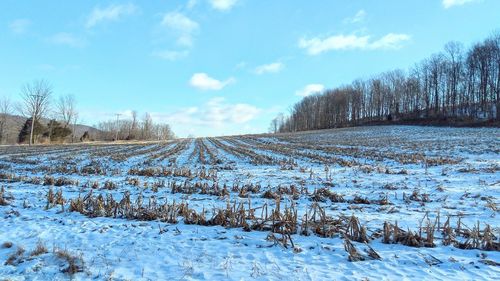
29,116 -> 35,146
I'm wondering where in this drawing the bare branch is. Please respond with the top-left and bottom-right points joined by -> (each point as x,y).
57,94 -> 77,127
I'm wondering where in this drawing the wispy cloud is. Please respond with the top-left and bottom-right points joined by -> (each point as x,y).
9,19 -> 31,34
187,0 -> 198,9
86,3 -> 137,28
343,10 -> 367,24
152,50 -> 189,61
160,11 -> 199,47
299,34 -> 369,55
189,73 -> 235,91
209,0 -> 238,11
156,97 -> 260,136
153,11 -> 199,61
296,84 -> 325,97
235,61 -> 247,70
299,33 -> 411,55
254,62 -> 284,75
442,0 -> 479,9
48,32 -> 86,48
369,33 -> 412,49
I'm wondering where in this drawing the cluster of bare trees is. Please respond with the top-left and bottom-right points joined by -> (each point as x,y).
0,80 -> 79,145
97,111 -> 175,141
0,97 -> 12,144
273,33 -> 500,133
1,79 -> 176,145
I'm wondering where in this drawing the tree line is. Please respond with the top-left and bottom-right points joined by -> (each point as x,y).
271,32 -> 500,133
0,79 -> 175,145
96,111 -> 175,142
0,80 -> 79,145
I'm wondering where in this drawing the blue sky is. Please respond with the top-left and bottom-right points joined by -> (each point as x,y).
1,0 -> 499,137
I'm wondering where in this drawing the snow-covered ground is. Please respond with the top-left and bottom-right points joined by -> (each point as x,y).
0,126 -> 499,280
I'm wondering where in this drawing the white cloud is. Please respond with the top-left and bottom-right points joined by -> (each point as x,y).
152,50 -> 189,61
296,84 -> 325,97
153,12 -> 198,61
48,33 -> 86,47
299,33 -> 411,55
299,34 -> 369,55
156,97 -> 260,136
161,12 -> 199,47
161,12 -> 198,34
369,33 -> 412,49
9,19 -> 31,34
235,61 -> 247,70
442,0 -> 478,9
343,10 -> 366,24
189,73 -> 235,91
209,0 -> 238,11
86,3 -> 137,28
187,0 -> 198,9
254,62 -> 284,75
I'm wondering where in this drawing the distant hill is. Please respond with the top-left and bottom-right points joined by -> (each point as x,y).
1,113 -> 102,144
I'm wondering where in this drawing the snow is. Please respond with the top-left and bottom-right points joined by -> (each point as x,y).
0,125 -> 499,280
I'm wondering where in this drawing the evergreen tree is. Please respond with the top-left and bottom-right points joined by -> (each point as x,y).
18,118 -> 45,144
80,131 -> 90,142
44,120 -> 72,142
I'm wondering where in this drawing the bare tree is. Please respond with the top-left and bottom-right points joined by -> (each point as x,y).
19,80 -> 52,145
268,117 -> 279,133
154,124 -> 174,141
55,94 -> 78,142
444,41 -> 464,116
275,34 -> 500,133
130,110 -> 138,139
72,112 -> 79,143
96,111 -> 174,142
114,113 -> 122,141
46,110 -> 58,142
491,32 -> 500,121
57,94 -> 77,128
0,97 -> 12,144
141,112 -> 153,140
